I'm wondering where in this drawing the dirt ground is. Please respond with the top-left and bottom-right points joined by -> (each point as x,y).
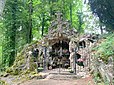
20,76 -> 95,85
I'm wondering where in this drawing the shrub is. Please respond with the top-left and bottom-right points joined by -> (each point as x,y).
92,33 -> 114,63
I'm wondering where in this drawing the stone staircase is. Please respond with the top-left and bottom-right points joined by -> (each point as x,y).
39,67 -> 90,80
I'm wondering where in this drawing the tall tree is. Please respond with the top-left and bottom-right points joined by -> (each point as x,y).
2,0 -> 18,66
88,0 -> 114,31
27,0 -> 33,43
41,13 -> 45,36
69,2 -> 72,25
77,12 -> 83,33
41,0 -> 45,36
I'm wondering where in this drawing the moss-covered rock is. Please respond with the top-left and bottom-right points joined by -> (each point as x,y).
0,80 -> 8,85
5,44 -> 39,76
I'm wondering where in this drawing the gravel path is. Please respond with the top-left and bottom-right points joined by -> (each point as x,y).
20,75 -> 94,85
0,68 -> 95,85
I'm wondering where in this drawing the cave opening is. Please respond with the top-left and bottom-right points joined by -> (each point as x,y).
48,40 -> 70,69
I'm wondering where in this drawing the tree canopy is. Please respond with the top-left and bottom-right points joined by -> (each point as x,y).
88,0 -> 114,31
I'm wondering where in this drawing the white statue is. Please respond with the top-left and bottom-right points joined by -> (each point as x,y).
69,40 -> 76,71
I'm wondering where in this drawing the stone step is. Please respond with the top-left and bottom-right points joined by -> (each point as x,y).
45,72 -> 89,80
40,67 -> 90,80
46,74 -> 84,80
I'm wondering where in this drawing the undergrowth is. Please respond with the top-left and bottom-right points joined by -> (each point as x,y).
92,33 -> 114,63
0,80 -> 8,85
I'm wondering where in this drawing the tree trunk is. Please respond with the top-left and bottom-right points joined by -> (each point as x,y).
70,3 -> 72,25
41,0 -> 45,36
41,13 -> 45,36
62,0 -> 65,19
28,0 -> 33,43
77,12 -> 82,33
100,24 -> 103,34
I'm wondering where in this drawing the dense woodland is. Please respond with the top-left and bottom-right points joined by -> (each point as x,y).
0,0 -> 94,68
0,0 -> 114,85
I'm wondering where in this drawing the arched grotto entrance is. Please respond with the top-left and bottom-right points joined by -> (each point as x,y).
48,40 -> 70,70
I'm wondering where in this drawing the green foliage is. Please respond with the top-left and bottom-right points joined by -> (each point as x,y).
1,0 -> 87,70
88,0 -> 114,31
0,46 -> 2,64
93,71 -> 102,83
2,0 -> 19,67
32,0 -> 85,34
93,71 -> 110,85
2,0 -> 35,67
0,21 -> 3,65
0,80 -> 8,85
93,33 -> 114,63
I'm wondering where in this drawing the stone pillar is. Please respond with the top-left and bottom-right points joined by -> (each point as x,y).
43,46 -> 47,71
